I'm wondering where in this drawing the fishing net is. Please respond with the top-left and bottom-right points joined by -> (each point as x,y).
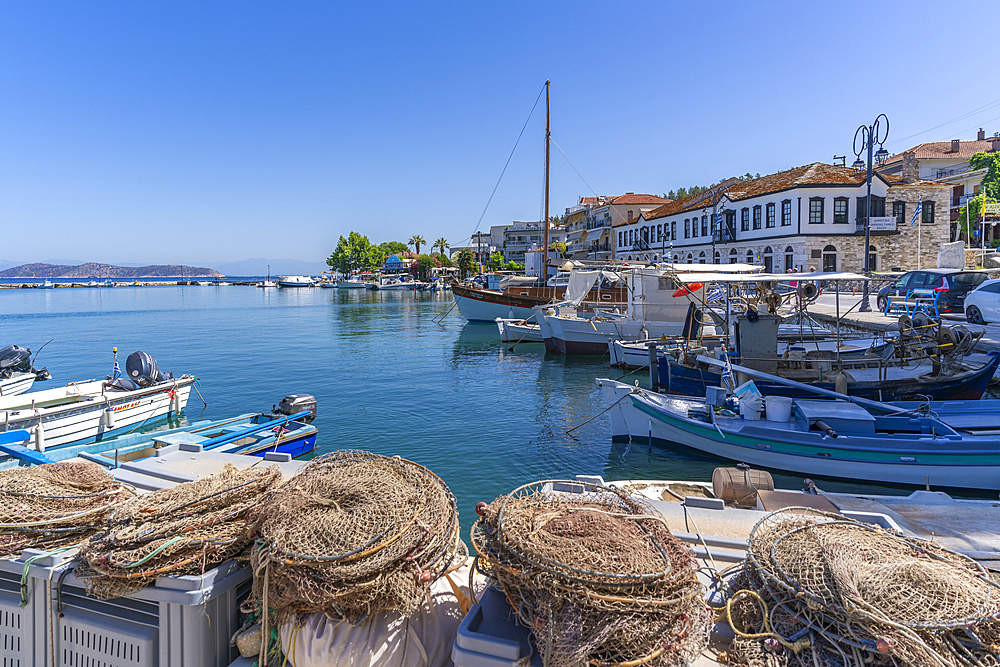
471,480 -> 709,667
248,450 -> 465,626
0,460 -> 134,557
724,507 -> 1000,667
76,463 -> 281,599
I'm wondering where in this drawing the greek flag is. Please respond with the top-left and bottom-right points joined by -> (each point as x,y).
910,200 -> 922,226
112,350 -> 121,380
720,350 -> 735,392
706,287 -> 725,304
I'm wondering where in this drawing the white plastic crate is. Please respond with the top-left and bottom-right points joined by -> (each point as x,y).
4,550 -> 250,667
0,555 -> 46,667
453,586 -> 541,667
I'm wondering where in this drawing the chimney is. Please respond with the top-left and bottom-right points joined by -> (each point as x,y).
991,137 -> 1000,153
951,139 -> 960,153
901,151 -> 918,184
978,128 -> 986,141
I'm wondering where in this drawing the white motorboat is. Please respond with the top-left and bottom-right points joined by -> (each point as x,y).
0,351 -> 193,460
495,317 -> 543,342
197,281 -> 213,286
216,282 -> 232,286
278,275 -> 315,287
369,276 -> 420,290
335,278 -> 369,289
0,344 -> 49,397
258,265 -> 277,288
38,280 -> 55,289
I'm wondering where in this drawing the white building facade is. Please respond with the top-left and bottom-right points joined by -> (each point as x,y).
614,163 -> 949,273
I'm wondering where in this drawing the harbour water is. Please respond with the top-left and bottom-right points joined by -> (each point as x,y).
1,285 -> 926,532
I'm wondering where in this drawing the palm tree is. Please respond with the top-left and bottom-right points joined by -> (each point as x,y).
408,235 -> 426,255
434,237 -> 449,257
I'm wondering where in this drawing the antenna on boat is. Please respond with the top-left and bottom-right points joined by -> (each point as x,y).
543,79 -> 550,284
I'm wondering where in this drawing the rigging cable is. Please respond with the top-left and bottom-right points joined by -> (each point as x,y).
470,83 -> 547,236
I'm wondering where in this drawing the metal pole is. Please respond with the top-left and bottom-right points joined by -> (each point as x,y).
543,80 -> 550,281
859,123 -> 873,312
648,341 -> 658,392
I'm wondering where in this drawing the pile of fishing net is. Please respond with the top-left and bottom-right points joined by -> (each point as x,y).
0,460 -> 134,558
472,480 -> 710,667
724,508 -> 1000,667
76,463 -> 281,598
249,450 -> 465,626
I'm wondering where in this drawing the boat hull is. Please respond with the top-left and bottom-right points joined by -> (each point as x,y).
451,282 -> 627,322
547,316 -> 705,356
0,378 -> 194,459
0,373 -> 36,397
657,353 -> 1000,402
597,379 -> 1000,490
495,318 -> 543,342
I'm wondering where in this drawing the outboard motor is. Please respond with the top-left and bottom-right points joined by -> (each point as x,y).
0,345 -> 32,374
0,344 -> 49,380
125,351 -> 171,388
275,394 -> 317,423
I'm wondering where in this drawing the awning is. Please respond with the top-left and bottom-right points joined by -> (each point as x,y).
674,271 -> 866,283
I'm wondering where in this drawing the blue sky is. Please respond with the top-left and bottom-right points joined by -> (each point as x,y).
2,1 -> 998,267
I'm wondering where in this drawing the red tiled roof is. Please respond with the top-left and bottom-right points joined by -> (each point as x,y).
884,139 -> 996,163
608,193 -> 671,205
619,163 -> 903,226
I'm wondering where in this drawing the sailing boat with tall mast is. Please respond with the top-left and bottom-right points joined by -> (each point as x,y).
451,81 -> 626,321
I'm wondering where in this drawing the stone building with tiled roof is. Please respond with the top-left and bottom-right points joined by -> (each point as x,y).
614,163 -> 949,274
880,128 -> 1000,243
564,193 -> 671,260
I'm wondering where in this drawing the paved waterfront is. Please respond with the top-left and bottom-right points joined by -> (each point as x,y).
806,292 -> 1000,352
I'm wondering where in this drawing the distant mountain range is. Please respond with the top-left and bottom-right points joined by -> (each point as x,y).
0,263 -> 222,278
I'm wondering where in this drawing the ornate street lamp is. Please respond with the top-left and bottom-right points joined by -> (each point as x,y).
852,114 -> 889,312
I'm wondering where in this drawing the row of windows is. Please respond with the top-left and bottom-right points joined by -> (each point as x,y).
617,198 -> 937,249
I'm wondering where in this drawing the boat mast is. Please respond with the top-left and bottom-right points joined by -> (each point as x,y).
543,80 -> 550,283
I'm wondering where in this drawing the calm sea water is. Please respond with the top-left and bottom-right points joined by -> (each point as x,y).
0,285 -> 923,532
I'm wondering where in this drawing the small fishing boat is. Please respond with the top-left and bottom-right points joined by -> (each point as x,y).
335,277 -> 368,289
0,344 -> 49,397
38,280 -> 55,289
610,336 -> 894,369
0,350 -> 193,460
278,275 -> 315,287
258,265 -> 277,288
217,281 -> 232,286
495,317 -> 543,342
597,357 -> 1000,491
368,276 -> 420,290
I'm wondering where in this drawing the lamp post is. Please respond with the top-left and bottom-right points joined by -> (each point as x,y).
851,114 -> 889,312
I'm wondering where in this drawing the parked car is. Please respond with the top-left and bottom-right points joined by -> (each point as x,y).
875,269 -> 988,314
964,278 -> 1000,324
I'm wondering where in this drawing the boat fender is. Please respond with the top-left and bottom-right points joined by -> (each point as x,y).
834,373 -> 849,395
34,420 -> 45,453
102,407 -> 115,429
746,307 -> 759,322
814,419 -> 838,438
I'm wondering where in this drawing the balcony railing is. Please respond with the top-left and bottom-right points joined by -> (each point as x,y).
952,194 -> 974,207
934,167 -> 970,180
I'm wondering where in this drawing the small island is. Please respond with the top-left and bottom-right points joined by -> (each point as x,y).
0,262 -> 223,279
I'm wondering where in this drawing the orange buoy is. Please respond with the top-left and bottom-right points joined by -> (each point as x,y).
672,282 -> 703,297
475,501 -> 488,516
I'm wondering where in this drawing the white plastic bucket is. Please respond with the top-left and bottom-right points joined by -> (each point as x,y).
739,397 -> 762,421
765,396 -> 793,422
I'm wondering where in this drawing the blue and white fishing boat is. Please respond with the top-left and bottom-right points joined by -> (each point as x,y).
0,344 -> 49,397
0,349 -> 193,461
598,357 -> 1000,491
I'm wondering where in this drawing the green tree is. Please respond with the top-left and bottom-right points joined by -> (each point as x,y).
504,261 -> 525,272
434,237 -> 449,256
549,241 -> 568,258
378,241 -> 408,258
436,252 -> 453,268
408,235 -> 426,255
959,152 -> 1000,240
488,252 -> 503,271
415,254 -> 434,280
327,232 -> 383,273
457,249 -> 474,279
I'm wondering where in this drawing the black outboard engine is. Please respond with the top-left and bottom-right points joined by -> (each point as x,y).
0,345 -> 32,374
125,351 -> 172,388
0,344 -> 49,380
274,394 -> 317,423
